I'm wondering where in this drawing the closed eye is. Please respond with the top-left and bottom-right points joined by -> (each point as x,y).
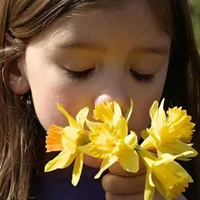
65,68 -> 95,81
129,69 -> 155,83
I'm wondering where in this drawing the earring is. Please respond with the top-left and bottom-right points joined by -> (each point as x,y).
26,94 -> 32,106
20,91 -> 32,106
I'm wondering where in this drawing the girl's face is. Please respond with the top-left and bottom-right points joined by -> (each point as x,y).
18,0 -> 171,137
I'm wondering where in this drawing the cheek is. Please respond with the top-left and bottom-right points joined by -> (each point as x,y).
32,91 -> 84,131
30,85 -> 88,134
33,93 -> 63,130
29,76 -> 86,130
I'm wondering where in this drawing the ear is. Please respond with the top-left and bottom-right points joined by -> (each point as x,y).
8,57 -> 30,95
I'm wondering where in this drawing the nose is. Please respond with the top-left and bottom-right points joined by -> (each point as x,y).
95,87 -> 130,115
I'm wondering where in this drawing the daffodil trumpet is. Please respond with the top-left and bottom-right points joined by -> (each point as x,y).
138,148 -> 193,200
44,99 -> 198,200
45,103 -> 89,186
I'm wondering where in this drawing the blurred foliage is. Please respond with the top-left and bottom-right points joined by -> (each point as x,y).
190,0 -> 200,51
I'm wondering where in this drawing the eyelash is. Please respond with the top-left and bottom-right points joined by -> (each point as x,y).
129,70 -> 155,83
64,67 -> 154,83
65,68 -> 95,80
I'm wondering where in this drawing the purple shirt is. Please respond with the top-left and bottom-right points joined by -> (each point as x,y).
31,165 -> 106,200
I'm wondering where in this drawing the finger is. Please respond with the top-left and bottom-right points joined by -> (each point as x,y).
102,172 -> 145,194
105,192 -> 144,200
83,154 -> 102,168
109,160 -> 146,177
153,191 -> 165,200
174,194 -> 187,200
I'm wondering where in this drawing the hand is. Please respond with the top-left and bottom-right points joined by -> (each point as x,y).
84,156 -> 187,200
102,161 -> 146,200
102,162 -> 187,200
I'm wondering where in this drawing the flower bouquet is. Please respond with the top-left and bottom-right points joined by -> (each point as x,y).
44,99 -> 197,200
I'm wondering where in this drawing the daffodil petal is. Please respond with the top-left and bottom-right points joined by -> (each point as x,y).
113,101 -> 122,125
141,127 -> 162,149
76,107 -> 89,127
94,156 -> 118,179
119,149 -> 139,173
156,99 -> 166,125
158,140 -> 198,159
44,150 -> 75,172
79,141 -> 110,159
150,100 -> 166,128
149,101 -> 159,125
124,131 -> 138,149
115,117 -> 128,138
144,168 -> 155,200
78,143 -> 94,157
141,129 -> 149,140
86,120 -> 102,132
125,99 -> 133,122
140,134 -> 155,151
57,103 -> 78,127
148,127 -> 162,142
72,152 -> 84,186
62,127 -> 80,150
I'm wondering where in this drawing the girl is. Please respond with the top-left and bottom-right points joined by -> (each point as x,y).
0,0 -> 199,199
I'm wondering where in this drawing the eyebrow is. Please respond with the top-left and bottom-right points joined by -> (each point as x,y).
56,41 -> 169,55
133,45 -> 170,55
56,41 -> 105,51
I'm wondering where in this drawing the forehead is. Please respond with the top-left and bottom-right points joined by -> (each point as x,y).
30,0 -> 170,51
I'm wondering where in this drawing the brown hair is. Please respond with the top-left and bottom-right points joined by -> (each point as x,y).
0,0 -> 199,199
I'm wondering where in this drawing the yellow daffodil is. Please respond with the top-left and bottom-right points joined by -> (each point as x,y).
93,100 -> 133,124
45,103 -> 89,186
44,98 -> 198,199
79,101 -> 139,178
138,149 -> 193,200
141,99 -> 197,160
